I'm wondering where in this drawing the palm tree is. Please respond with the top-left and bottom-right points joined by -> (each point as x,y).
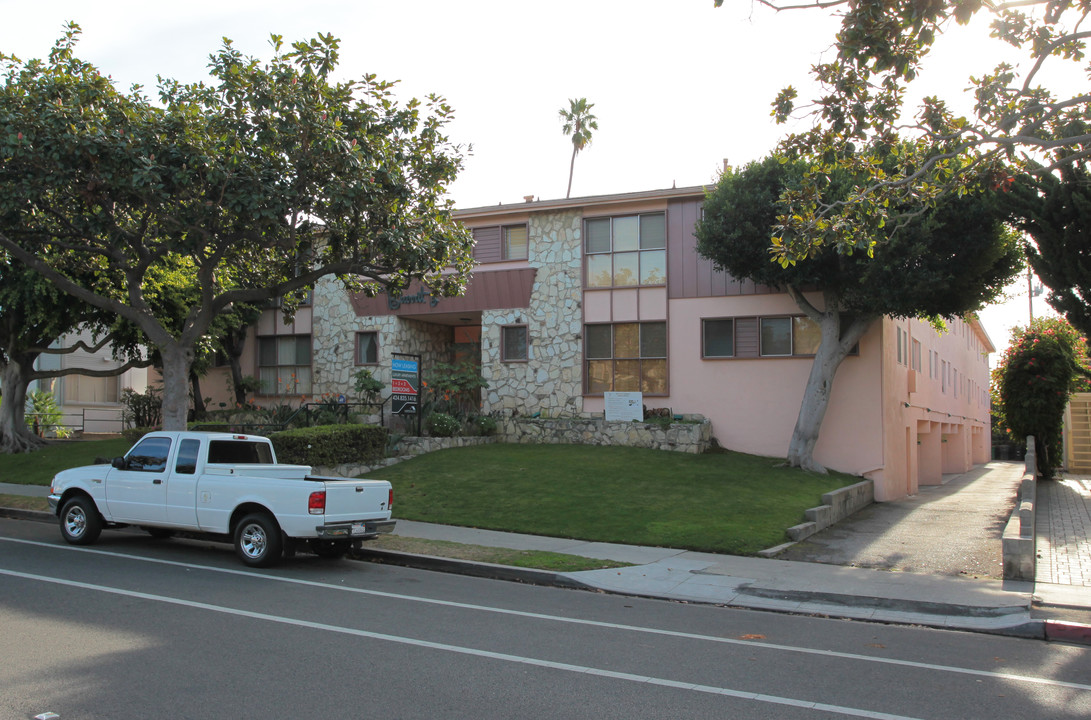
559,98 -> 598,199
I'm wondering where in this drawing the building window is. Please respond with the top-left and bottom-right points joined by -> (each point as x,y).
472,224 -> 529,263
502,225 -> 528,260
761,316 -> 823,356
501,325 -> 528,362
585,322 -> 667,395
911,339 -> 922,372
62,374 -> 120,404
702,318 -> 734,358
585,213 -> 667,288
355,332 -> 378,365
258,334 -> 312,395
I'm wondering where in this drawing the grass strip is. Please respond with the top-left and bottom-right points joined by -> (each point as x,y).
365,535 -> 632,572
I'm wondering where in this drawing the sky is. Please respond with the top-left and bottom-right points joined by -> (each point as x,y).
1,0 -> 1072,359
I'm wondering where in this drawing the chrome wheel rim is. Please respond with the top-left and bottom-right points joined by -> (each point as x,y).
240,523 -> 267,559
64,506 -> 87,538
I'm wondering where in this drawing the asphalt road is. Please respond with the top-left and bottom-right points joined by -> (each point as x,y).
2,517 -> 1089,720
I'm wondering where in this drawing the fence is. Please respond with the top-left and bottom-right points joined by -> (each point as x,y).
26,407 -> 125,437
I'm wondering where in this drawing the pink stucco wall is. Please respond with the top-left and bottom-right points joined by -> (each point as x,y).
583,292 -> 887,479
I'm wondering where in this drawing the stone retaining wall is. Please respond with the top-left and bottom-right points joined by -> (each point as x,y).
497,415 -> 713,454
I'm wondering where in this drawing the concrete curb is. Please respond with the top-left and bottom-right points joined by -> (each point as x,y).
0,507 -> 54,524
351,547 -> 599,592
733,585 -> 1028,619
1042,620 -> 1091,644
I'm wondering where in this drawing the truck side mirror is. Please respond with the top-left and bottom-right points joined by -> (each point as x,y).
111,456 -> 129,470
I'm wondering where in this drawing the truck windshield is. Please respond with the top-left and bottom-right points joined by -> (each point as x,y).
207,440 -> 274,465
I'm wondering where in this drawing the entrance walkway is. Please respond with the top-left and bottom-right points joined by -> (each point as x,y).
1036,473 -> 1091,587
777,462 -> 1024,579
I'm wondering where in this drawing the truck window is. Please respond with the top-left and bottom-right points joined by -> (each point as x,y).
125,437 -> 172,472
207,440 -> 273,465
175,438 -> 200,475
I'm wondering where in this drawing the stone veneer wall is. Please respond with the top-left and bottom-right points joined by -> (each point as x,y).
482,210 -> 585,418
498,416 -> 712,454
309,276 -> 454,398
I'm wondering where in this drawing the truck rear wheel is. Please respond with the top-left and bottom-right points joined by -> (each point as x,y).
234,513 -> 283,567
59,496 -> 103,546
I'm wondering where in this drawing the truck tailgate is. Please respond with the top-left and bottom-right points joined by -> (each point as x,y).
311,477 -> 392,523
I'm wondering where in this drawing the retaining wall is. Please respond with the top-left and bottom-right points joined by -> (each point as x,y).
497,415 -> 713,454
786,480 -> 875,542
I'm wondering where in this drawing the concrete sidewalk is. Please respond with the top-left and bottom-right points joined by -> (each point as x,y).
3,464 -> 1088,642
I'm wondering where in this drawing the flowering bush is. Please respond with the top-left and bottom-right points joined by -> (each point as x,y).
426,412 -> 461,438
993,318 -> 1091,477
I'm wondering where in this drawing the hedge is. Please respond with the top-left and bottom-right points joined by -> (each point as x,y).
270,424 -> 388,467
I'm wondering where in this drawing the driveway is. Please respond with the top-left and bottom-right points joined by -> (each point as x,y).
778,462 -> 1025,579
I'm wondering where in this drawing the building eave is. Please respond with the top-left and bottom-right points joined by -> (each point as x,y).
453,185 -> 711,221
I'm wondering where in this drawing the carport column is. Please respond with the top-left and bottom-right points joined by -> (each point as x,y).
971,425 -> 990,464
943,425 -> 970,473
917,420 -> 943,486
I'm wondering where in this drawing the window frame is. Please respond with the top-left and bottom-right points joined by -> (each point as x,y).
701,317 -> 735,358
502,224 -> 529,261
703,314 -> 858,359
501,324 -> 529,363
257,334 -> 313,396
583,321 -> 668,396
355,331 -> 379,366
583,212 -> 668,289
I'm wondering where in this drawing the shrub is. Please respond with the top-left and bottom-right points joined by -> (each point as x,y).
353,368 -> 385,404
426,361 -> 488,417
122,426 -> 159,443
25,390 -> 71,438
271,424 -> 388,467
994,317 -> 1091,477
468,415 -> 498,437
121,387 -> 162,429
426,412 -> 461,437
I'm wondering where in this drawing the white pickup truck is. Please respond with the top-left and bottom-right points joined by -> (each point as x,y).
47,431 -> 395,567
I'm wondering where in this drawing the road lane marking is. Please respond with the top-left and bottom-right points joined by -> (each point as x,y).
3,536 -> 1089,694
0,567 -> 921,720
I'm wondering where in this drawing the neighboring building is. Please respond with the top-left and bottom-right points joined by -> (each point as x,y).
234,185 -> 994,501
32,327 -> 153,435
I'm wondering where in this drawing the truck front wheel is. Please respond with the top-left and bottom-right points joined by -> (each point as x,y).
234,513 -> 283,567
59,496 -> 103,546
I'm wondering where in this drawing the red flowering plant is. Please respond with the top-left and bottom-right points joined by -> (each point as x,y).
993,317 -> 1091,477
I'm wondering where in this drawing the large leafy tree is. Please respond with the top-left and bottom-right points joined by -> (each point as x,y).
0,26 -> 474,431
0,260 -> 147,453
696,155 -> 1023,471
1011,162 -> 1091,340
559,97 -> 598,199
713,1 -> 1090,265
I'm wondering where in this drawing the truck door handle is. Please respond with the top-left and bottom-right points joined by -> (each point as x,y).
153,479 -> 163,485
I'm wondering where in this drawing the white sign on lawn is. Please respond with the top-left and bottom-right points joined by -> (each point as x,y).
604,392 -> 643,422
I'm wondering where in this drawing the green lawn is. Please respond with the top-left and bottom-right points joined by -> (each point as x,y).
0,438 -> 854,556
0,438 -> 131,485
365,444 -> 852,555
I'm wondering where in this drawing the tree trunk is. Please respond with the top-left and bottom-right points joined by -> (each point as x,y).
784,291 -> 875,472
566,144 -> 577,199
0,358 -> 46,453
190,370 -> 206,421
225,328 -> 250,406
159,343 -> 195,431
